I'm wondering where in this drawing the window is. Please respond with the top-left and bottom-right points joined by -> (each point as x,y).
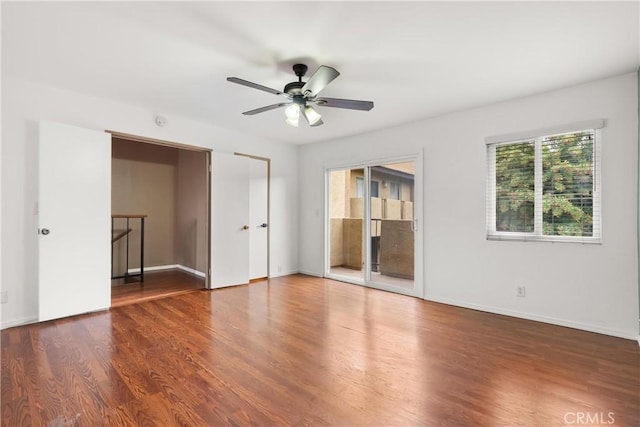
357,177 -> 380,198
356,177 -> 364,197
371,181 -> 379,198
487,123 -> 601,243
389,182 -> 400,200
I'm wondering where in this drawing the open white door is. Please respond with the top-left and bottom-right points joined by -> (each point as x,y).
210,152 -> 250,288
38,121 -> 111,322
249,159 -> 268,280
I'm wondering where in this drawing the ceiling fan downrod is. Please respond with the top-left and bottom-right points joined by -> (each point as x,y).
284,64 -> 308,94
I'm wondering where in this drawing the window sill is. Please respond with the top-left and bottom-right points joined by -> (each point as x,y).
487,234 -> 601,244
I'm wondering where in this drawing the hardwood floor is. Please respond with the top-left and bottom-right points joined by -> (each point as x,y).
111,269 -> 205,307
2,274 -> 638,426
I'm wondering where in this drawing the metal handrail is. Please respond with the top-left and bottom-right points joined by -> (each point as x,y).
111,214 -> 147,283
111,228 -> 132,244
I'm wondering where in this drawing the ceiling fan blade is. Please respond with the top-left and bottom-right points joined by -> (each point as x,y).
227,77 -> 284,96
315,97 -> 374,111
301,65 -> 340,97
242,103 -> 290,115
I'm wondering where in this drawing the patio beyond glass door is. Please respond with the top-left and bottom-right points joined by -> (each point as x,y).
368,162 -> 415,290
328,168 -> 365,281
327,161 -> 416,295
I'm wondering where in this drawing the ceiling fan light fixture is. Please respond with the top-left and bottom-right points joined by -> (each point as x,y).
285,103 -> 300,119
304,106 -> 322,125
285,116 -> 299,127
285,103 -> 301,127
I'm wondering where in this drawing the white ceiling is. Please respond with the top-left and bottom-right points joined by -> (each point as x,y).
3,1 -> 638,145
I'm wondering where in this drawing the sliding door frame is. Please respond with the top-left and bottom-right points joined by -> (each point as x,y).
324,151 -> 424,298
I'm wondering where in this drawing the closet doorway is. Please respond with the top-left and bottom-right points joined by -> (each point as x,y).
37,122 -> 270,319
110,134 -> 209,306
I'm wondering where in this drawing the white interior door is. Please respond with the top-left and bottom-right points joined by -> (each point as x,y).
249,159 -> 268,280
38,121 -> 111,322
210,152 -> 250,288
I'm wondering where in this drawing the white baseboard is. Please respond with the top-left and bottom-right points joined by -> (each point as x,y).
269,270 -> 301,278
426,295 -> 638,341
128,266 -> 305,280
176,265 -> 206,278
297,270 -> 323,278
127,264 -> 178,274
127,264 -> 206,278
1,315 -> 38,330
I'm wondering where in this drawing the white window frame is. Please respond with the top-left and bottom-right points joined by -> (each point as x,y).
486,120 -> 603,243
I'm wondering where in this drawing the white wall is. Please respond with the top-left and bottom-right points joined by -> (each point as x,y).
637,68 -> 640,336
1,76 -> 299,328
299,73 -> 639,339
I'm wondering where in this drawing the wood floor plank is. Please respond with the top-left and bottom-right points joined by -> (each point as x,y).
2,273 -> 639,426
1,395 -> 33,427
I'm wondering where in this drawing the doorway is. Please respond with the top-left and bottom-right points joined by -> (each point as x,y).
110,135 -> 209,306
326,158 -> 422,297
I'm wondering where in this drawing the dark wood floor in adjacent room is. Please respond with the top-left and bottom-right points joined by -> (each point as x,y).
111,269 -> 205,307
2,274 -> 638,426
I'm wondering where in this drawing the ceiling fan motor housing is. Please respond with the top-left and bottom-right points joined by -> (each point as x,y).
284,81 -> 305,95
292,63 -> 308,78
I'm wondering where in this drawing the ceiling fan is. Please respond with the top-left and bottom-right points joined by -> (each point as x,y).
227,64 -> 374,127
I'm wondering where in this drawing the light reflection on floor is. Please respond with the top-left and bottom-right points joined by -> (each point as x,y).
329,266 -> 414,289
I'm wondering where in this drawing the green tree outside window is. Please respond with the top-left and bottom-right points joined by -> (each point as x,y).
494,131 -> 594,237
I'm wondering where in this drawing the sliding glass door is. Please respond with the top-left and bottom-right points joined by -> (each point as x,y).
326,159 -> 420,297
368,162 -> 415,290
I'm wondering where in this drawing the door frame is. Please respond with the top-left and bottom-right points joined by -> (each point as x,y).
107,131 -> 272,289
323,152 -> 424,298
107,130 -> 213,288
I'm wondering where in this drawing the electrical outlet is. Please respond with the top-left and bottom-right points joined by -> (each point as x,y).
516,285 -> 526,298
0,291 -> 8,304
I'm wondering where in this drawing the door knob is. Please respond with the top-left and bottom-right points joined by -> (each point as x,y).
259,223 -> 268,228
40,228 -> 51,235
242,225 -> 249,230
